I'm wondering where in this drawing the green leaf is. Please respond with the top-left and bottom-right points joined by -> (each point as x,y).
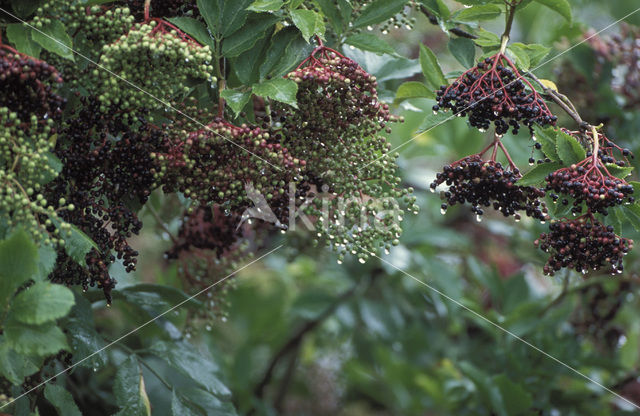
220,89 -> 252,117
167,17 -> 215,48
171,390 -> 200,416
555,130 -> 586,164
315,0 -> 345,35
630,181 -> 640,196
221,14 -> 279,57
604,164 -> 633,179
10,0 -> 41,18
394,82 -> 435,103
233,31 -> 272,85
611,206 -> 624,235
532,125 -> 559,161
474,28 -> 501,48
114,356 -> 150,416
179,388 -> 237,416
454,4 -> 502,21
44,384 -> 82,416
353,0 -> 408,29
0,229 -> 38,312
8,282 -> 75,325
533,0 -> 571,22
512,43 -> 551,68
149,341 -> 231,397
56,222 -> 99,267
221,0 -> 253,37
419,44 -> 447,90
622,203 -> 640,232
247,0 -> 284,12
252,78 -> 299,108
197,0 -> 222,36
516,162 -> 563,186
448,37 -> 476,68
290,9 -> 325,42
119,283 -> 202,315
420,0 -> 451,21
38,152 -> 63,185
506,44 -> 530,71
259,27 -> 312,80
35,244 -> 57,282
493,374 -> 533,415
416,110 -> 453,133
62,294 -> 107,369
344,33 -> 396,56
5,318 -> 68,356
6,24 -> 41,57
0,339 -> 41,385
31,21 -> 74,61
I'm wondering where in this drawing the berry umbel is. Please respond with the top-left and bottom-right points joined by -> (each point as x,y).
434,53 -> 556,136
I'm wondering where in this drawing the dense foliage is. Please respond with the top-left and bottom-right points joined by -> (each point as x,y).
2,0 -> 640,415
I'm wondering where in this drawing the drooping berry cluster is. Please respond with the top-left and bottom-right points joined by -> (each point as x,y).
434,53 -> 556,135
166,205 -> 244,260
545,131 -> 634,216
545,163 -> 634,215
154,119 -> 302,221
96,19 -> 214,115
166,205 -> 258,317
535,217 -> 633,275
277,45 -> 417,261
68,5 -> 135,54
48,98 -> 165,301
0,109 -> 73,245
431,154 -> 548,222
588,24 -> 640,110
0,46 -> 65,121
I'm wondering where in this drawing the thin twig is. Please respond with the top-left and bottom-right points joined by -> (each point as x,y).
145,203 -> 178,244
249,274 -> 375,412
526,71 -> 587,127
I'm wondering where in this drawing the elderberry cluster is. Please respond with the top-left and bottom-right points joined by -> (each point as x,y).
48,97 -> 165,301
68,5 -> 135,53
535,218 -> 633,275
431,155 -> 548,222
0,109 -> 74,245
96,19 -> 214,115
0,47 -> 64,121
434,54 -> 556,135
545,165 -> 634,215
166,205 -> 244,260
166,205 -> 256,318
154,120 -> 302,221
277,47 -> 417,261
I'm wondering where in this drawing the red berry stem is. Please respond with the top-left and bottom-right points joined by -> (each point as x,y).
497,139 -> 518,171
144,0 -> 151,22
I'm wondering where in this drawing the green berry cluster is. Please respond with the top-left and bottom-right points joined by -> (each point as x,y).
278,47 -> 418,262
96,19 -> 215,114
0,108 -> 73,245
68,5 -> 135,53
30,0 -> 71,28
